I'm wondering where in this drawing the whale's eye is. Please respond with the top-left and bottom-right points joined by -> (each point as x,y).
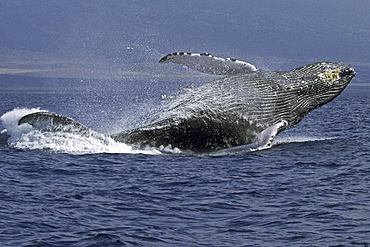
339,67 -> 355,76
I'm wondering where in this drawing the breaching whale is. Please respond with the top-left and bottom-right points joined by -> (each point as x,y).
17,52 -> 356,153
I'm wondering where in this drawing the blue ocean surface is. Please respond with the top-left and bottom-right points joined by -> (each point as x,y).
1,78 -> 370,246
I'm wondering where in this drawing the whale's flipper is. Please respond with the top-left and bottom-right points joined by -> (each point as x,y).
18,112 -> 92,135
257,120 -> 288,149
159,52 -> 257,75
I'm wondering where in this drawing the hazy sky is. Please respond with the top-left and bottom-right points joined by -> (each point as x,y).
0,0 -> 369,81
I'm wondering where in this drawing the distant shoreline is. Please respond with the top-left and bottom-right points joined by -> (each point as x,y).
0,73 -> 368,92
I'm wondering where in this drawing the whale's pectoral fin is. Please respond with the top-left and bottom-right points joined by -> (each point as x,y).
159,52 -> 257,75
18,112 -> 92,135
257,120 -> 288,149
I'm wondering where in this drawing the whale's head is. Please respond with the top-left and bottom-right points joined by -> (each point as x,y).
287,62 -> 355,124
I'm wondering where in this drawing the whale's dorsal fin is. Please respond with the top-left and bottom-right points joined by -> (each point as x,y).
159,52 -> 258,75
18,112 -> 92,135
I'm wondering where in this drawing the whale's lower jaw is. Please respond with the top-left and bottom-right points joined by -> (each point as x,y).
111,116 -> 264,152
113,120 -> 290,153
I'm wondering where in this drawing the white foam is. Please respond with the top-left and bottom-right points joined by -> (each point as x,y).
1,108 -> 161,155
1,108 -> 44,143
274,135 -> 335,145
10,130 -> 161,155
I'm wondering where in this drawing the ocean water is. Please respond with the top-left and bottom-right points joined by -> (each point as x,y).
1,79 -> 370,246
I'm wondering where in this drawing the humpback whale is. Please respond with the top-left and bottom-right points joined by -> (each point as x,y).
17,52 -> 356,153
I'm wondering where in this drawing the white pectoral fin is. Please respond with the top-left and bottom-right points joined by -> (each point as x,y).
257,120 -> 288,149
159,52 -> 257,75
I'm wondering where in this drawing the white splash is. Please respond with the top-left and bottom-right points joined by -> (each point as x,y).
1,108 -> 44,143
274,135 -> 335,145
1,108 -> 161,155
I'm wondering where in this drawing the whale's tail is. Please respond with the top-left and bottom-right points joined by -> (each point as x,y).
18,112 -> 93,136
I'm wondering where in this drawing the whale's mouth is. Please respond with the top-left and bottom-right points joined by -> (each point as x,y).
339,67 -> 356,77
